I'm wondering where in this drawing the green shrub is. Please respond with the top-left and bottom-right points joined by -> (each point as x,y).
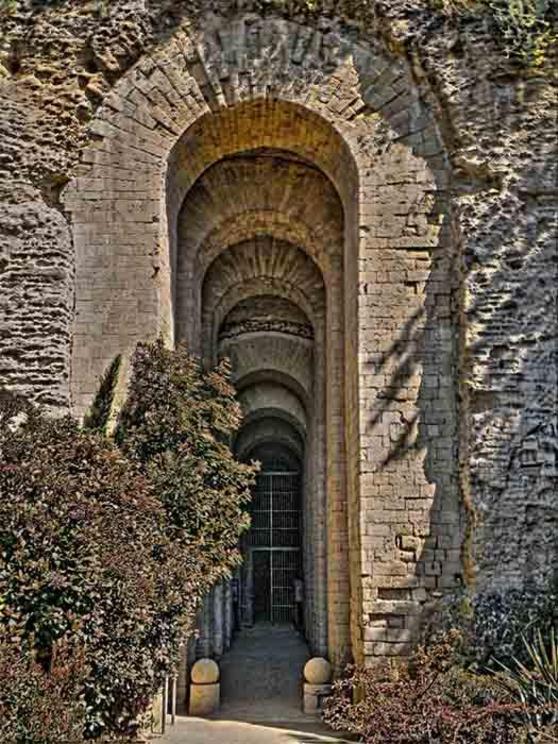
324,630 -> 523,743
116,341 -> 255,586
427,585 -> 558,670
0,636 -> 86,744
0,342 -> 255,739
0,399 -> 166,738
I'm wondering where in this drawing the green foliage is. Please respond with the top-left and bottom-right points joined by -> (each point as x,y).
324,630 -> 523,743
495,628 -> 558,736
82,354 -> 121,434
0,342 -> 255,740
427,584 -> 558,670
0,636 -> 86,744
482,0 -> 557,67
0,397 -> 166,738
116,340 -> 255,579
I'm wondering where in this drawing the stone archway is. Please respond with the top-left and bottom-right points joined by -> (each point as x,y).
65,10 -> 460,676
172,104 -> 350,663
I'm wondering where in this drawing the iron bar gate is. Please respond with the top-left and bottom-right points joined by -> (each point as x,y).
247,471 -> 302,624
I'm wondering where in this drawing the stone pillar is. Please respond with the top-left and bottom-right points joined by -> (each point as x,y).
176,642 -> 188,707
213,583 -> 224,657
302,657 -> 332,715
224,581 -> 233,650
189,659 -> 220,717
198,596 -> 212,658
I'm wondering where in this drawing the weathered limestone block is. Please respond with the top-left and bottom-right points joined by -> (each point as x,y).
189,683 -> 220,717
303,684 -> 332,714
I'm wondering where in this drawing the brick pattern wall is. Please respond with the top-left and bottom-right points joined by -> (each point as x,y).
61,13 -> 459,665
2,5 -> 551,667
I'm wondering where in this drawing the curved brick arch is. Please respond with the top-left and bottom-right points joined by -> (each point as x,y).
235,415 -> 305,463
65,13 -> 445,403
202,237 -> 325,359
238,382 -> 308,436
176,152 -> 342,347
65,10 -> 456,667
235,368 -> 313,415
197,210 -> 324,272
220,333 -> 314,402
177,152 -> 343,266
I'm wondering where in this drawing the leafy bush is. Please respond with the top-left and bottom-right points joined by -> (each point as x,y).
324,630 -> 522,743
427,584 -> 558,670
0,341 -> 255,739
0,400 -> 166,738
114,341 -> 256,686
0,636 -> 86,744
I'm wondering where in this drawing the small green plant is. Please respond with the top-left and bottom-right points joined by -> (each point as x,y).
484,0 -> 557,67
495,628 -> 558,735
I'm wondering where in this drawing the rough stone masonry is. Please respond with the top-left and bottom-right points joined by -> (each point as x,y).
0,0 -> 556,667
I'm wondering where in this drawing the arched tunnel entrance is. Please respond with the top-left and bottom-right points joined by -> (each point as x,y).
167,97 -> 360,711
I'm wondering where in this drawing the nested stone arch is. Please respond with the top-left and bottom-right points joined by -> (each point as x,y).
176,151 -> 343,348
65,10 -> 458,668
220,334 -> 314,402
243,441 -> 302,474
175,151 -> 344,266
237,385 -> 308,437
235,369 -> 312,416
202,237 -> 326,312
195,210 -> 328,273
166,99 -> 358,220
235,415 -> 305,464
201,237 -> 326,360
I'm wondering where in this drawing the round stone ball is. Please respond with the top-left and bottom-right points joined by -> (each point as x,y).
191,658 -> 220,685
303,657 -> 332,684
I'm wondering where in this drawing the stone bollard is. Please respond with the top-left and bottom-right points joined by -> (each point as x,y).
302,657 -> 332,714
189,658 -> 220,717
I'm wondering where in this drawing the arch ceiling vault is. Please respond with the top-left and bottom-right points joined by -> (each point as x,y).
65,12 -> 461,669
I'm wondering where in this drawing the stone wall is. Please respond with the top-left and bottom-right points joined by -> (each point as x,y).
1,0 -> 556,665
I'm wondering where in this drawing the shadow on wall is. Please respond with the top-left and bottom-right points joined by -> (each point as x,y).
361,203 -> 464,650
362,167 -> 557,656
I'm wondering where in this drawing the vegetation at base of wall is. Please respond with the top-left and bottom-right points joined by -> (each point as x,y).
426,583 -> 558,669
495,629 -> 558,735
325,584 -> 558,743
0,342 -> 256,742
324,630 -> 524,743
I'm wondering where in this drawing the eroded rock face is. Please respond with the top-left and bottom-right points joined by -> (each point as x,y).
0,0 -> 556,656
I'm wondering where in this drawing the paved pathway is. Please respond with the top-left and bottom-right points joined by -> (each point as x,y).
219,624 -> 311,723
157,625 -> 351,743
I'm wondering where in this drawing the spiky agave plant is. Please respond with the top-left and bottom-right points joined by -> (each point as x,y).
495,627 -> 557,738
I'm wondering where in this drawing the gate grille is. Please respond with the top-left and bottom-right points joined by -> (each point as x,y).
248,471 -> 301,624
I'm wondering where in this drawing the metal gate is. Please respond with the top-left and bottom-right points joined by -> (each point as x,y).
248,471 -> 301,624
